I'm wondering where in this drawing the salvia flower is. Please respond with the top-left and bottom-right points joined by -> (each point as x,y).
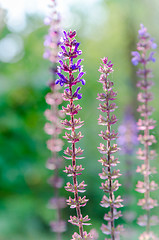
56,30 -> 93,239
132,24 -> 158,240
44,1 -> 66,239
97,57 -> 124,239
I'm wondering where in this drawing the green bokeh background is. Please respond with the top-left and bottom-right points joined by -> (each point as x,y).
0,0 -> 159,239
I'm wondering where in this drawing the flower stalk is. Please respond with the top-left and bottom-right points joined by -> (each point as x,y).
97,57 -> 124,240
132,24 -> 159,240
56,30 -> 92,239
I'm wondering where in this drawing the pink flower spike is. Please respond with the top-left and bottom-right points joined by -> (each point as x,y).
132,24 -> 158,238
43,1 -> 66,238
97,57 -> 123,239
56,29 -> 91,238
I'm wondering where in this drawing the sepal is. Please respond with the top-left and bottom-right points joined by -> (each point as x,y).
72,231 -> 93,240
98,102 -> 117,113
98,74 -> 114,87
63,131 -> 83,143
136,180 -> 158,193
139,231 -> 159,240
62,89 -> 72,101
47,139 -> 64,152
136,164 -> 157,176
46,157 -> 63,170
138,92 -> 153,103
100,195 -> 123,209
137,104 -> 154,117
45,92 -> 62,105
100,180 -> 121,193
99,169 -> 121,180
99,130 -> 118,141
138,198 -> 158,210
64,164 -> 84,177
137,148 -> 157,161
44,122 -> 62,135
65,181 -> 87,193
101,223 -> 111,235
69,215 -> 91,226
45,109 -> 63,122
138,215 -> 159,227
101,223 -> 124,236
137,79 -> 154,90
64,147 -> 84,159
136,68 -> 153,79
98,143 -> 119,155
67,196 -> 89,208
98,155 -> 119,167
137,118 -> 156,130
104,210 -> 122,221
61,118 -> 84,130
138,134 -> 156,146
98,114 -> 118,126
62,104 -> 82,115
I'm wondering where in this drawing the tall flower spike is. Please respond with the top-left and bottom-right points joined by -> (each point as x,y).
132,24 -> 159,240
56,30 -> 92,239
97,57 -> 124,239
44,1 -> 66,239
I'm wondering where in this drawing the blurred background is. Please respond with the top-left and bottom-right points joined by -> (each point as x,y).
0,0 -> 159,239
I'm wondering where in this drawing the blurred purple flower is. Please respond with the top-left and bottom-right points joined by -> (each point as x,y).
43,1 -> 66,238
43,0 -> 61,63
131,51 -> 141,66
132,24 -> 158,239
132,24 -> 157,67
118,107 -> 138,155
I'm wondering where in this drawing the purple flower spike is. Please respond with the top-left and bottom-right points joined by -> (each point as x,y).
132,24 -> 158,239
57,30 -> 92,239
97,57 -> 124,239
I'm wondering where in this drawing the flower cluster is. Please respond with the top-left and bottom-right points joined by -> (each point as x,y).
97,57 -> 124,239
56,30 -> 92,239
44,1 -> 67,239
132,24 -> 158,240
